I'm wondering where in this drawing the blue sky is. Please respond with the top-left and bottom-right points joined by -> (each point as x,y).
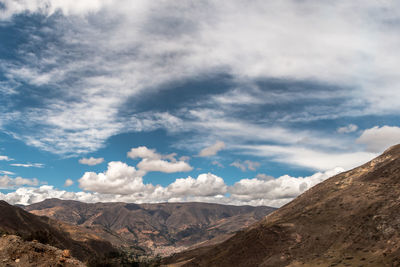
0,0 -> 399,207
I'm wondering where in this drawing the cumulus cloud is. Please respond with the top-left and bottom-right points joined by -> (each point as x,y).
137,159 -> 193,173
0,185 -> 99,205
79,157 -> 104,166
0,175 -> 39,189
0,167 -> 344,207
356,126 -> 400,153
167,173 -> 227,197
78,161 -> 150,194
198,141 -> 226,157
337,124 -> 358,134
10,163 -> 44,168
229,167 -> 344,205
77,161 -> 227,202
255,173 -> 274,181
0,155 -> 12,161
127,146 -> 160,160
64,179 -> 74,187
230,160 -> 260,171
127,146 -> 193,173
2,172 -> 228,205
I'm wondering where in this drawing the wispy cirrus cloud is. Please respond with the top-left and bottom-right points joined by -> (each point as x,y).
10,163 -> 44,168
0,0 -> 399,159
235,144 -> 376,171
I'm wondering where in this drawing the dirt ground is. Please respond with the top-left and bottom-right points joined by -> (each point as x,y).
0,234 -> 85,267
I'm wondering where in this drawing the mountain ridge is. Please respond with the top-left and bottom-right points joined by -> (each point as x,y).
24,199 -> 276,255
0,200 -> 117,264
163,144 -> 400,266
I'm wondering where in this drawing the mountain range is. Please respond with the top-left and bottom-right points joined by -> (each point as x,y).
2,144 -> 400,266
24,200 -> 275,256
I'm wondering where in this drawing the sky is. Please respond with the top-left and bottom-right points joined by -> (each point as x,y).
0,0 -> 399,207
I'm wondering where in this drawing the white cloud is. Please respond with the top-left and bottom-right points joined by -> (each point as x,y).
255,173 -> 274,181
0,0 -> 398,180
79,157 -> 104,166
356,126 -> 400,153
198,141 -> 226,157
0,80 -> 19,95
78,161 -> 226,201
0,167 -> 344,207
229,167 -> 344,206
0,0 -> 113,19
3,1 -> 398,157
10,163 -> 44,168
337,124 -> 358,134
230,161 -> 246,171
0,170 -> 15,175
0,185 -> 100,205
127,146 -> 193,173
167,173 -> 227,197
127,146 -> 160,160
78,161 -> 150,195
230,160 -> 260,172
137,159 -> 193,173
64,179 -> 74,187
237,144 -> 376,171
0,155 -> 12,161
245,160 -> 260,171
0,175 -> 39,189
187,110 -> 339,149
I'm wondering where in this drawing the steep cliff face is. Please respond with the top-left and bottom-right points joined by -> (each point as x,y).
164,144 -> 400,267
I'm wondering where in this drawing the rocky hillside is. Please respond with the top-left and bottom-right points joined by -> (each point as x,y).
0,234 -> 85,267
25,200 -> 275,255
0,200 -> 117,264
163,144 -> 400,266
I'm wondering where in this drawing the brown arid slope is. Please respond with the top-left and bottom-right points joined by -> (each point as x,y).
163,144 -> 400,267
24,200 -> 275,255
0,234 -> 85,267
0,200 -> 117,264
